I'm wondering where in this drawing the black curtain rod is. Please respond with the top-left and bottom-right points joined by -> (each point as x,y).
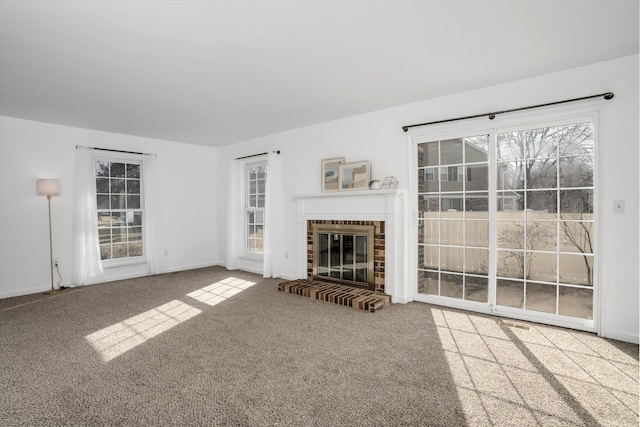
402,92 -> 614,132
76,145 -> 151,156
235,150 -> 280,160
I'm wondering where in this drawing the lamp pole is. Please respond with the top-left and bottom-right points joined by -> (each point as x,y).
46,194 -> 55,293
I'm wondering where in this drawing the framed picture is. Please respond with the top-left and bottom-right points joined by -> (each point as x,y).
339,160 -> 370,191
321,157 -> 345,192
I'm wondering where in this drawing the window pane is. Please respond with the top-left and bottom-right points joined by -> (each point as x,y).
497,134 -> 525,161
418,270 -> 438,295
464,193 -> 488,218
110,163 -> 125,177
525,282 -> 556,314
465,276 -> 488,302
110,178 -> 125,193
418,195 -> 439,213
111,195 -> 125,210
466,220 -> 488,247
440,194 -> 463,216
419,245 -> 438,270
112,243 -> 128,259
96,178 -> 109,193
126,164 -> 140,179
440,246 -> 463,273
127,195 -> 141,209
112,227 -> 125,243
497,221 -> 524,250
418,169 -> 439,193
440,273 -> 463,299
465,136 -> 489,162
97,195 -> 110,210
465,248 -> 488,275
128,242 -> 142,257
98,229 -> 110,244
559,156 -> 593,188
497,279 -> 524,308
440,167 -> 463,192
559,254 -> 593,286
557,122 -> 593,157
127,179 -> 140,194
466,164 -> 488,191
417,141 -> 438,167
526,159 -> 557,189
128,227 -> 142,242
497,250 -> 525,279
95,161 -> 110,177
257,195 -> 265,208
440,220 -> 463,245
528,252 -> 557,282
558,287 -> 593,319
526,221 -> 557,251
497,191 -> 524,214
419,220 -> 439,244
100,245 -> 111,260
440,139 -> 463,165
560,190 -> 593,214
559,221 -> 593,254
526,190 -> 557,214
498,162 -> 525,191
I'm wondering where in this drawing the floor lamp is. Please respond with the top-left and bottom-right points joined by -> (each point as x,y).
37,179 -> 61,294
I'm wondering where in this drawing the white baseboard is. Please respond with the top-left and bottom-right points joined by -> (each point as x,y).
600,330 -> 640,345
165,262 -> 219,273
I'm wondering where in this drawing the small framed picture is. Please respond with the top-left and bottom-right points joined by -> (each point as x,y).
339,160 -> 370,191
321,157 -> 345,192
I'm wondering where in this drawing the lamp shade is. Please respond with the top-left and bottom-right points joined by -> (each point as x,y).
36,179 -> 61,196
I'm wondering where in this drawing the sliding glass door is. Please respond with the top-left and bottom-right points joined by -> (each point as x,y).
416,118 -> 596,328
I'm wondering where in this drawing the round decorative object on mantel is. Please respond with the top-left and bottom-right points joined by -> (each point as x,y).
382,176 -> 398,189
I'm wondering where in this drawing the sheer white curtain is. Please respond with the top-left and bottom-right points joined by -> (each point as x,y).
225,160 -> 243,270
263,151 -> 282,278
142,154 -> 165,275
72,147 -> 103,285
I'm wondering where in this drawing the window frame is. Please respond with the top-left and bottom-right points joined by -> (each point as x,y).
409,101 -> 602,333
242,158 -> 267,259
95,154 -> 146,268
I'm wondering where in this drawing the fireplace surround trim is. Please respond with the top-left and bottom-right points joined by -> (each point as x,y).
293,189 -> 409,303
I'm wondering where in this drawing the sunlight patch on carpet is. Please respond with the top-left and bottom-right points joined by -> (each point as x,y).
186,277 -> 256,307
85,300 -> 201,362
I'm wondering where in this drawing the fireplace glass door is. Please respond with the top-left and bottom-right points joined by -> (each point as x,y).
313,224 -> 375,289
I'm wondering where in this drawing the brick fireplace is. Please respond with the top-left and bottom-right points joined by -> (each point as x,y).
307,220 -> 385,292
293,189 -> 408,303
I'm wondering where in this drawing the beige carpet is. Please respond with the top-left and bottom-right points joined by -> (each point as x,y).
0,266 -> 637,426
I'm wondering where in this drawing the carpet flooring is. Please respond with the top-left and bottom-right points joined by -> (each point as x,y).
278,279 -> 391,312
1,266 -> 638,426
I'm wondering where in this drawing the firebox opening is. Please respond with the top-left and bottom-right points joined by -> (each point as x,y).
312,223 -> 375,290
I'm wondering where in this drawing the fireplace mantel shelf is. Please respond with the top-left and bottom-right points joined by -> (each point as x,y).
292,189 -> 405,199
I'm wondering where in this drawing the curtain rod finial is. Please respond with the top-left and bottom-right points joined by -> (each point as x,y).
604,92 -> 614,100
402,126 -> 409,132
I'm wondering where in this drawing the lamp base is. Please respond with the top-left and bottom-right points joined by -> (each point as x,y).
43,289 -> 62,295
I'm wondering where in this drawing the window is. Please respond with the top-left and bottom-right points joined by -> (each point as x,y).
416,119 -> 596,325
245,160 -> 267,255
95,159 -> 144,262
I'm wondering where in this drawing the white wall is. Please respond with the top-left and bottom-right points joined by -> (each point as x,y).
217,55 -> 639,343
0,117 -> 218,298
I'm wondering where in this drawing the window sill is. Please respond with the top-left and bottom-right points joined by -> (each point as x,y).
103,258 -> 146,269
239,254 -> 264,262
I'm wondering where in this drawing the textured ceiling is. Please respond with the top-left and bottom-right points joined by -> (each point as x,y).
1,0 -> 638,147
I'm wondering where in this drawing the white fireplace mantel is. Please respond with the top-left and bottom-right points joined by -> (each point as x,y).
292,189 -> 410,303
